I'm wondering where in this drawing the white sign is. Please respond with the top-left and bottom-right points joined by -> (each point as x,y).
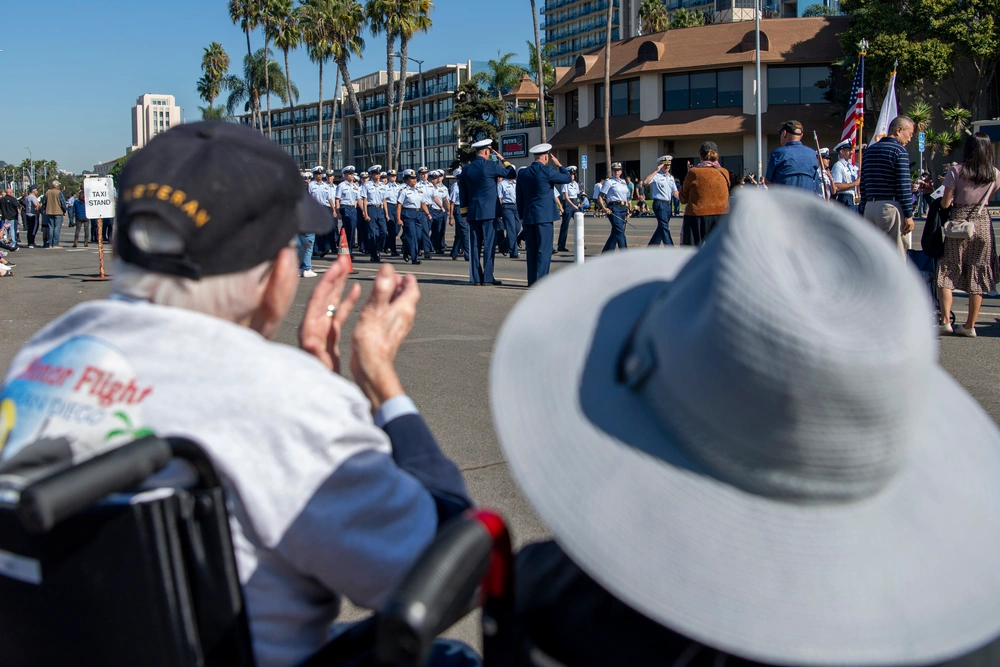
84,177 -> 116,220
581,155 -> 588,169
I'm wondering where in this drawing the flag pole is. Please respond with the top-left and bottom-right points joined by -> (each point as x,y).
856,40 -> 867,172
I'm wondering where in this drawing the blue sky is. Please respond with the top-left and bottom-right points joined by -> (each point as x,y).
0,0 -> 540,174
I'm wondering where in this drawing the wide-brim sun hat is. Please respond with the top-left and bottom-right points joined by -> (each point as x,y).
490,187 -> 1000,666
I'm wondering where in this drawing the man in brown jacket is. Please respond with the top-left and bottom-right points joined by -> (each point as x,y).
43,180 -> 67,248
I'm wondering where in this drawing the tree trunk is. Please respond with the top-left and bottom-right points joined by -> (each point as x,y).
340,58 -> 375,165
603,0 -> 612,177
327,66 -> 340,173
245,28 -> 259,131
284,47 -> 299,167
264,39 -> 273,137
316,59 -> 324,169
531,0 -> 547,142
395,37 -> 410,165
386,33 -> 397,170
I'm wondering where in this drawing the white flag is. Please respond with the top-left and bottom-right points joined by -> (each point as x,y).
869,67 -> 898,146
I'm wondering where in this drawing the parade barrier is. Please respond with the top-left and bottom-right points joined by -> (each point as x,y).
574,211 -> 585,264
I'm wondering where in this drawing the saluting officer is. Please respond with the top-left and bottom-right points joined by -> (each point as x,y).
557,166 -> 580,253
359,165 -> 389,263
334,166 -> 360,258
599,162 -> 630,252
396,169 -> 431,265
383,169 -> 401,256
643,155 -> 678,246
449,167 -> 469,261
458,138 -> 517,286
515,143 -> 572,286
429,170 -> 450,254
497,173 -> 520,259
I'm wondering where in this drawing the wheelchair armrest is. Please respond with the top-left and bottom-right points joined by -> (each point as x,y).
17,435 -> 173,534
374,511 -> 507,666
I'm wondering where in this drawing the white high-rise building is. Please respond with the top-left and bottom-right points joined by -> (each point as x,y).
130,94 -> 181,152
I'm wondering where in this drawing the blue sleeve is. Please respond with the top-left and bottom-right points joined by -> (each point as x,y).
548,166 -> 572,185
516,179 -> 525,220
457,175 -> 468,211
381,412 -> 472,520
765,150 -> 778,182
274,448 -> 439,611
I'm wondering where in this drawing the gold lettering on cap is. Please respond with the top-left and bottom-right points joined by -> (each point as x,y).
132,184 -> 147,199
194,210 -> 210,227
156,185 -> 173,201
181,200 -> 199,218
169,190 -> 186,206
146,184 -> 159,197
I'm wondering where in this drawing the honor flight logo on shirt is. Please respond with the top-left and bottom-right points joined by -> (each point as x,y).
0,336 -> 154,460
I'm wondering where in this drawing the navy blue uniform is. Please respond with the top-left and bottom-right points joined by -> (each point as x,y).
516,161 -> 572,286
458,155 -> 516,284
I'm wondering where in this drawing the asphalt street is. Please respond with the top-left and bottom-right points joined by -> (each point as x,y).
2,212 -> 1000,649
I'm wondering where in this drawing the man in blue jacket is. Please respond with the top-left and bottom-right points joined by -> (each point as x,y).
764,120 -> 821,193
458,138 -> 516,286
516,143 -> 572,286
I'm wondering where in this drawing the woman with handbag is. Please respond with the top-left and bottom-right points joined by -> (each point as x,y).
937,132 -> 1000,337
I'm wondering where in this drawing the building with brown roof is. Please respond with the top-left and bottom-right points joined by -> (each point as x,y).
536,16 -> 847,184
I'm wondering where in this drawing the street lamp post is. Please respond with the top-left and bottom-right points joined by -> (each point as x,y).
755,0 -> 763,181
25,146 -> 33,187
394,53 -> 425,169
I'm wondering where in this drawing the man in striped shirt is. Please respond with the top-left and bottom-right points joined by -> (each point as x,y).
859,116 -> 915,257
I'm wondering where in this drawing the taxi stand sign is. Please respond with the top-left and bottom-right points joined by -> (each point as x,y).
84,177 -> 116,220
82,176 -> 115,281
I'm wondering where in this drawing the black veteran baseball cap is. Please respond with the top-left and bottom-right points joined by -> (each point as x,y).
117,121 -> 333,279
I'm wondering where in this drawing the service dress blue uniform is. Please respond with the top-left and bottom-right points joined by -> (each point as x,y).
335,178 -> 360,258
516,161 -> 572,286
648,171 -> 678,246
558,178 -> 581,251
449,180 -> 469,261
458,155 -> 517,284
601,177 -> 630,252
498,179 -> 520,259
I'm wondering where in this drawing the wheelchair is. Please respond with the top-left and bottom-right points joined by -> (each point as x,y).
0,436 -> 522,667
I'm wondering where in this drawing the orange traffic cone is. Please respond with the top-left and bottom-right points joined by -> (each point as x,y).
339,228 -> 358,274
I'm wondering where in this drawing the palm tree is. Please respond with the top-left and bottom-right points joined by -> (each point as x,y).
393,0 -> 433,165
228,0 -> 264,130
329,0 -> 375,166
603,0 -> 612,178
529,0 -> 547,141
368,0 -> 399,170
258,0 -> 279,137
670,7 -> 704,28
906,100 -> 933,134
638,0 -> 669,33
268,0 -> 302,157
526,40 -> 555,90
486,51 -> 527,127
224,48 -> 298,126
198,42 -> 230,121
942,105 -> 973,135
300,0 -> 336,168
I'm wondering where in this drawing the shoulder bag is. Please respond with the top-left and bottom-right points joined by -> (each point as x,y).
943,169 -> 999,240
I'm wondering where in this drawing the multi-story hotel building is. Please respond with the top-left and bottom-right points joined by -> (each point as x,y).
539,16 -> 846,183
130,94 -> 181,153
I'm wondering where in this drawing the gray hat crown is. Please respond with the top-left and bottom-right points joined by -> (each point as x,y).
623,190 -> 933,502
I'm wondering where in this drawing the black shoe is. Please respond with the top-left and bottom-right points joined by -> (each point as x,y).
557,247 -> 570,252
435,249 -> 445,255
424,251 -> 432,259
370,256 -> 381,263
491,280 -> 503,286
412,259 -> 422,265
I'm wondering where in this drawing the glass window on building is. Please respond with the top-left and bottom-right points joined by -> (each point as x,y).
664,74 -> 690,111
689,72 -> 717,109
595,79 -> 639,117
768,66 -> 831,105
717,69 -> 742,107
566,90 -> 579,125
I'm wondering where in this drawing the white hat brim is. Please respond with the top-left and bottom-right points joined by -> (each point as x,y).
490,248 -> 1000,666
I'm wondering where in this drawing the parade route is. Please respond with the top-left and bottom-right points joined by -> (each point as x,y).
3,214 -> 1000,646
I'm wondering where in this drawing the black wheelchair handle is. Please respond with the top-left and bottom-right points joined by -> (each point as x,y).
17,435 -> 173,534
375,514 -> 495,666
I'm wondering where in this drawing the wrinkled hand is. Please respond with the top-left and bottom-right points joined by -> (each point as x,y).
902,217 -> 915,235
351,264 -> 419,412
299,254 -> 362,374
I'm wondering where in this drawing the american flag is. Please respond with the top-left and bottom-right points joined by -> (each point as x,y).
841,55 -> 865,150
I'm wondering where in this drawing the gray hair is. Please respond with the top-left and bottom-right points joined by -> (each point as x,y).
111,215 -> 280,322
889,116 -> 914,133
